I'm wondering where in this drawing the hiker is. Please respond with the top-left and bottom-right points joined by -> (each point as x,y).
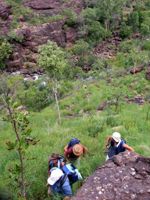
105,132 -> 134,160
47,153 -> 82,199
64,138 -> 88,161
47,167 -> 72,199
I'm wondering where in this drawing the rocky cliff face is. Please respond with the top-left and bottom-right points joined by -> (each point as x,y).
72,151 -> 150,200
0,0 -> 85,73
0,0 -> 12,35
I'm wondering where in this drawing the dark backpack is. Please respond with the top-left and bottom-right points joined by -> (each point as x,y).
67,138 -> 80,148
48,154 -> 82,185
48,153 -> 66,171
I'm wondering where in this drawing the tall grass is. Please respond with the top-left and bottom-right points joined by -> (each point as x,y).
1,71 -> 150,199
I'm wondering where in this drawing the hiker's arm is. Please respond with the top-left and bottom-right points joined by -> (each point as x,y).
123,144 -> 134,151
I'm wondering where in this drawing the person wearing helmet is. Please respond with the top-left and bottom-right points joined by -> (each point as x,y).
105,132 -> 134,160
64,138 -> 88,161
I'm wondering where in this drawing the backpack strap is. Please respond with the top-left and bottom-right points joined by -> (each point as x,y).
59,174 -> 68,186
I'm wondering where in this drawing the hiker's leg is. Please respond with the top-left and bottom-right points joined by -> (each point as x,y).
47,185 -> 52,196
106,155 -> 109,161
61,177 -> 72,197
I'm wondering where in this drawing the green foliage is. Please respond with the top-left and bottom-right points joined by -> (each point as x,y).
119,40 -> 135,53
7,31 -> 24,43
128,11 -> 140,31
0,39 -> 12,69
86,116 -> 105,137
112,38 -> 150,69
71,40 -> 90,55
120,22 -> 132,39
20,83 -> 51,112
82,8 -> 98,24
38,41 -> 68,80
140,23 -> 150,35
87,21 -> 108,43
96,0 -> 126,30
142,40 -> 150,50
63,9 -> 77,27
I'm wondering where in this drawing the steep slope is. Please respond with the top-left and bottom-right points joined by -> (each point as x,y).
72,151 -> 150,200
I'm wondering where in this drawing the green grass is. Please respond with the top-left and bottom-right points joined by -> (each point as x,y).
1,70 -> 150,199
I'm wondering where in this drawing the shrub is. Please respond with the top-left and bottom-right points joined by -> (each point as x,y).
19,84 -> 51,111
71,40 -> 90,55
7,31 -> 24,43
120,22 -> 132,39
85,116 -> 105,137
140,23 -> 150,36
38,41 -> 68,79
119,40 -> 134,53
0,39 -> 12,69
63,9 -> 78,27
82,8 -> 98,24
87,21 -> 109,44
142,40 -> 150,50
128,11 -> 140,31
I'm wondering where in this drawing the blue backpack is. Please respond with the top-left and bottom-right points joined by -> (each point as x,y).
67,138 -> 80,148
48,154 -> 82,185
62,163 -> 82,184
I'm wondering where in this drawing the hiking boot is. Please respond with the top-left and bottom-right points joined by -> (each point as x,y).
63,196 -> 71,200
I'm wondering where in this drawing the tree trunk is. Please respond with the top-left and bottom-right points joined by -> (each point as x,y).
52,79 -> 61,124
7,105 -> 27,199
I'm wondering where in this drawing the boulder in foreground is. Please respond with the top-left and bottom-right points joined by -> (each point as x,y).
72,151 -> 150,200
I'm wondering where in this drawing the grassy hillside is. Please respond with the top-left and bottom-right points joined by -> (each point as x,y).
0,70 -> 150,199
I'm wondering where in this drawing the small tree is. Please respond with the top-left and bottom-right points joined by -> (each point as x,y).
38,41 -> 68,124
0,75 -> 37,199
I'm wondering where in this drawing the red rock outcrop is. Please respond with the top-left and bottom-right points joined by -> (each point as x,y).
6,21 -> 66,72
3,0 -> 85,73
72,151 -> 150,200
23,0 -> 84,15
0,0 -> 12,35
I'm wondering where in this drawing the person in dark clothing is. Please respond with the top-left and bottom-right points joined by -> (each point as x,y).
105,132 -> 134,160
64,138 -> 88,161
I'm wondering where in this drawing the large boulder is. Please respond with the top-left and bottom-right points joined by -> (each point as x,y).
72,151 -> 150,200
23,0 -> 61,10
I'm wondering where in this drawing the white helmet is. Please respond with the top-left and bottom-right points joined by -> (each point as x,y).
112,132 -> 121,143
